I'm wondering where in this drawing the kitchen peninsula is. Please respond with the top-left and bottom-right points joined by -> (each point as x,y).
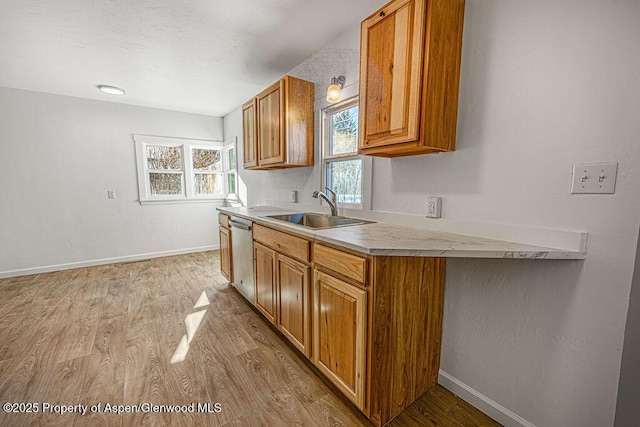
217,205 -> 586,425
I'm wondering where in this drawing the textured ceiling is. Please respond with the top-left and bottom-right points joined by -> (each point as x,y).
0,0 -> 387,116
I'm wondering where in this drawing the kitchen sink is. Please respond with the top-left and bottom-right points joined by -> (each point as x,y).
266,212 -> 375,229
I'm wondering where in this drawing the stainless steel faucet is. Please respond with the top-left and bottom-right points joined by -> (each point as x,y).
313,187 -> 338,216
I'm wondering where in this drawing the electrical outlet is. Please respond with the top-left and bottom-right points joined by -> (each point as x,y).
426,197 -> 442,218
107,190 -> 116,199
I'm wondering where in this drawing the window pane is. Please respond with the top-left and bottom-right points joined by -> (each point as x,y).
330,105 -> 359,155
227,148 -> 236,170
326,158 -> 362,204
149,173 -> 183,195
227,172 -> 236,194
194,173 -> 223,195
192,148 -> 222,172
146,145 -> 182,170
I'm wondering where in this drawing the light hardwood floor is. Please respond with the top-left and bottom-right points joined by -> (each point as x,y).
0,252 -> 501,426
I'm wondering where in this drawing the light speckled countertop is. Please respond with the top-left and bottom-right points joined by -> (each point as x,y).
218,206 -> 586,260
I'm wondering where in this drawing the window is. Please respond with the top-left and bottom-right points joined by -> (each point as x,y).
224,140 -> 237,200
134,135 -> 237,204
321,97 -> 370,210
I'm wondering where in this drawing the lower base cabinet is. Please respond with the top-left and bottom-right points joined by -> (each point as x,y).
277,255 -> 311,357
249,224 -> 446,427
253,224 -> 312,357
218,214 -> 232,282
313,270 -> 367,409
254,242 -> 277,325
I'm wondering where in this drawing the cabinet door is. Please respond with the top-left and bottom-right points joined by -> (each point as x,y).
254,242 -> 277,324
277,254 -> 311,357
313,270 -> 367,409
257,80 -> 285,166
242,99 -> 258,168
219,227 -> 232,282
359,0 -> 426,149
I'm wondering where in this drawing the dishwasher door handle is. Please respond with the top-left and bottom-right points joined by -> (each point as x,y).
229,220 -> 252,231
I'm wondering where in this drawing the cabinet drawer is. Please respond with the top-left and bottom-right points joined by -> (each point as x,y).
314,244 -> 368,284
218,213 -> 230,228
253,224 -> 310,262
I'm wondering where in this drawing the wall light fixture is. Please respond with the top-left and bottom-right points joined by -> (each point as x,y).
326,76 -> 345,103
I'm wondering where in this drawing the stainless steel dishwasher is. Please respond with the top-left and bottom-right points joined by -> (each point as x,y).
229,216 -> 255,305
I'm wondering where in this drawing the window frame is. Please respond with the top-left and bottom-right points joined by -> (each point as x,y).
223,137 -> 238,201
134,134 -> 235,205
320,97 -> 371,211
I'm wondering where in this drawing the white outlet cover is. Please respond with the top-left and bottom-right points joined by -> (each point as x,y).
571,162 -> 617,194
426,197 -> 442,218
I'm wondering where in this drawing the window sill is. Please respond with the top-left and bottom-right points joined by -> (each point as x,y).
139,198 -> 226,206
339,204 -> 363,211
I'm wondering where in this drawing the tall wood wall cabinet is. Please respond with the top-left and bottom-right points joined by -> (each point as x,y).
358,0 -> 465,157
242,75 -> 314,169
242,99 -> 258,169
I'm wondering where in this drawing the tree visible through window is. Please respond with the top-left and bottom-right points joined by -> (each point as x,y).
146,145 -> 184,195
192,148 -> 223,195
323,97 -> 363,206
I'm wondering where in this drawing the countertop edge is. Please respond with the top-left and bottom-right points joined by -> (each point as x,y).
217,207 -> 587,260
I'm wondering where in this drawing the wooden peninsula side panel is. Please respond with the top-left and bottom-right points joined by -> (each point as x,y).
368,256 -> 446,426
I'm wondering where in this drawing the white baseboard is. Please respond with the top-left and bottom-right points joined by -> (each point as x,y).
438,370 -> 536,427
0,245 -> 219,279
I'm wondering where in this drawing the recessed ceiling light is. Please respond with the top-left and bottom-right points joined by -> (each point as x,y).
97,85 -> 126,96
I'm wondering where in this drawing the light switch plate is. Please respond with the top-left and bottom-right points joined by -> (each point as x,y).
571,162 -> 617,194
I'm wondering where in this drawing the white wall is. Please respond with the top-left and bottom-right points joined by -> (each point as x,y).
0,86 -> 224,276
224,0 -> 640,425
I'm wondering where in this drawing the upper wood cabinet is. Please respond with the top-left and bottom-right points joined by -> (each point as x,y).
358,0 -> 465,157
242,99 -> 258,168
243,75 -> 314,170
257,80 -> 284,166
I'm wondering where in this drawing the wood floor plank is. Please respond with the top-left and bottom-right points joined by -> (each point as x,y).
220,408 -> 272,427
191,341 -> 258,424
0,332 -> 60,403
197,310 -> 259,360
124,317 -> 169,389
27,356 -> 90,427
449,399 -> 502,427
74,381 -> 125,427
54,296 -> 103,363
82,314 -> 127,394
304,393 -> 372,427
230,348 -> 317,426
426,384 -> 463,412
240,311 -> 329,405
391,395 -> 466,427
